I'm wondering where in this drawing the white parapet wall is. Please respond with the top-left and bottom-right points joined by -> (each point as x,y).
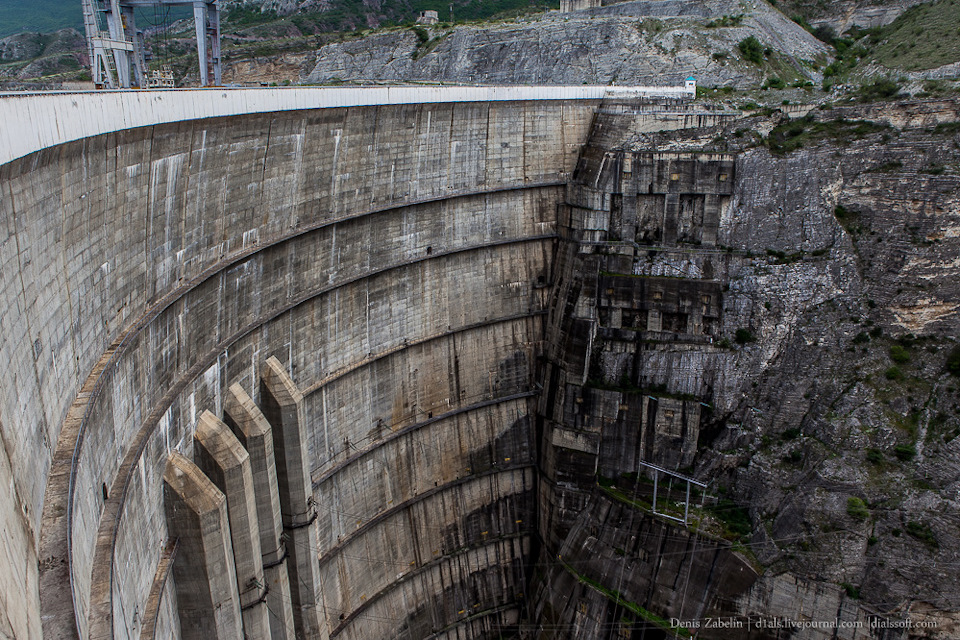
0,84 -> 695,166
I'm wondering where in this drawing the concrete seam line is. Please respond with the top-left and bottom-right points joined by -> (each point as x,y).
313,391 -> 538,486
317,462 -> 536,567
329,533 -> 529,637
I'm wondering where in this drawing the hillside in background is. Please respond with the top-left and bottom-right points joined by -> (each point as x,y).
866,0 -> 960,70
0,0 -> 554,39
0,0 -> 81,38
1,0 -> 959,96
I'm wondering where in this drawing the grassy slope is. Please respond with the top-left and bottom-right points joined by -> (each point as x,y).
868,0 -> 960,70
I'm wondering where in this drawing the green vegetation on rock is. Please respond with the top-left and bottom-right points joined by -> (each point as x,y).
738,36 -> 765,65
705,14 -> 744,29
856,77 -> 902,102
905,520 -> 938,547
889,345 -> 910,364
766,116 -> 892,156
846,497 -> 870,521
894,443 -> 916,461
947,345 -> 960,375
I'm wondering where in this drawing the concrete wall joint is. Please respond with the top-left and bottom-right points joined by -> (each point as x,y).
317,462 -> 536,568
422,603 -> 522,640
329,533 -> 530,638
314,391 -> 538,487
302,310 -> 549,398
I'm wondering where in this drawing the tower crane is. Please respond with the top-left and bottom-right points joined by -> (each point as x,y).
82,0 -> 222,88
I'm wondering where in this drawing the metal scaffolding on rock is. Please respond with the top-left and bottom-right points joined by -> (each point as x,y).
82,0 -> 221,88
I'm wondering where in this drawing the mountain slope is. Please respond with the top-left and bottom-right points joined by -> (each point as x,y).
0,0 -> 82,38
306,0 -> 829,87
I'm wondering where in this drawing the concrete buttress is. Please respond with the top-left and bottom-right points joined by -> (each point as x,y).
260,357 -> 325,639
194,410 -> 272,640
162,452 -> 243,640
224,383 -> 297,640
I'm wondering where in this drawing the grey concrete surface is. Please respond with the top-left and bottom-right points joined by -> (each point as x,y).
162,452 -> 242,640
223,383 -> 296,640
194,410 -> 271,639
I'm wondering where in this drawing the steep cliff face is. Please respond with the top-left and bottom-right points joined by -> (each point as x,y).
777,0 -> 928,30
714,101 -> 960,626
534,97 -> 960,637
305,0 -> 828,87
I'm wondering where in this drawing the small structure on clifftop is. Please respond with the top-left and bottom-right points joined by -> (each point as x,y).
559,0 -> 601,13
416,10 -> 439,24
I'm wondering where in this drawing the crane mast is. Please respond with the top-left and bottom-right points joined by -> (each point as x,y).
82,0 -> 221,88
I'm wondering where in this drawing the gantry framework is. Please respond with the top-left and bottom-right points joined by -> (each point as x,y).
82,0 -> 221,88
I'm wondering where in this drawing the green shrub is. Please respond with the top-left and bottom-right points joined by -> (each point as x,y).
735,328 -> 756,344
636,18 -> 664,33
224,5 -> 280,27
946,345 -> 960,375
858,78 -> 901,102
738,36 -> 765,64
894,443 -> 916,461
767,118 -> 891,157
905,520 -> 937,547
706,14 -> 744,28
853,331 -> 870,345
790,15 -> 812,31
411,25 -> 430,44
866,448 -> 884,464
765,76 -> 786,89
890,344 -> 910,363
782,427 -> 802,440
783,449 -> 803,464
707,500 -> 752,541
813,25 -> 837,45
847,497 -> 870,521
885,366 -> 904,381
934,122 -> 960,135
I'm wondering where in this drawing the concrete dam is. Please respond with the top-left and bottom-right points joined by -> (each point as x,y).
2,87 -> 955,640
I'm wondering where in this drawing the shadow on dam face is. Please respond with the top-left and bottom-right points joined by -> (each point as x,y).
3,90 -> 917,640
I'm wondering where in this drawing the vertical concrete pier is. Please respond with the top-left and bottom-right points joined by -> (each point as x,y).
193,411 -> 272,640
224,383 -> 297,640
162,452 -> 242,640
260,357 -> 324,639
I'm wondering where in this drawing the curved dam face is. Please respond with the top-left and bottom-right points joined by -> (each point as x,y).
1,89 -> 599,640
9,89 -> 959,640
